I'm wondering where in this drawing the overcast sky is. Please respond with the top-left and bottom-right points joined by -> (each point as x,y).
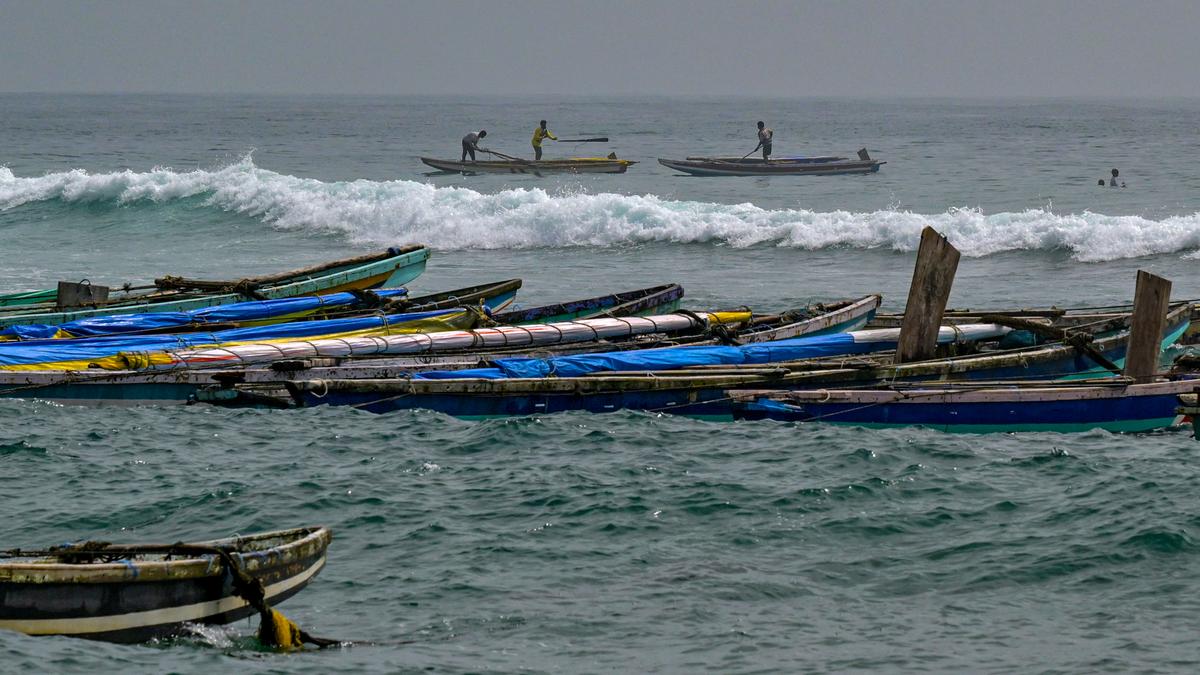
2,0 -> 1198,98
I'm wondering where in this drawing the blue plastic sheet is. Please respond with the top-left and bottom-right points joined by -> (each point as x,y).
0,288 -> 411,340
0,306 -> 460,368
415,332 -> 886,380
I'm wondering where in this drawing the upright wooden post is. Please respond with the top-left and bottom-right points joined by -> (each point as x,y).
1123,270 -> 1172,382
896,227 -> 960,364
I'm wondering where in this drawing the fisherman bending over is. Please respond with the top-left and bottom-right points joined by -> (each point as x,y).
462,129 -> 487,162
532,120 -> 557,160
755,121 -> 773,161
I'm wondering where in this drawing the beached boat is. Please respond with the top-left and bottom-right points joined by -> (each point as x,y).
658,150 -> 884,176
729,377 -> 1198,433
0,246 -> 431,330
0,527 -> 330,643
421,157 -> 636,174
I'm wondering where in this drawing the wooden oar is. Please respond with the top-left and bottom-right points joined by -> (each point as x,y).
484,149 -> 543,176
556,137 -> 609,142
739,145 -> 763,161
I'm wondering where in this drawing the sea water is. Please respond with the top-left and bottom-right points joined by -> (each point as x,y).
1,94 -> 1199,672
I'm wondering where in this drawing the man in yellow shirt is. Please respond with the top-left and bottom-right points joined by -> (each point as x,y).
532,120 -> 557,160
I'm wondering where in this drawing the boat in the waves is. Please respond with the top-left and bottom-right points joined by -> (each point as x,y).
0,527 -> 330,643
421,157 -> 635,174
658,149 -> 884,176
0,247 -> 431,330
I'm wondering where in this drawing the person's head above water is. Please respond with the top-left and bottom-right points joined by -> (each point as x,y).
540,120 -> 547,128
478,130 -> 487,138
1111,168 -> 1119,177
757,121 -> 765,129
1098,179 -> 1106,186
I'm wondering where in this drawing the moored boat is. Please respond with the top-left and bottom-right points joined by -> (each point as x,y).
492,283 -> 684,324
0,526 -> 330,643
729,377 -> 1198,433
421,157 -> 635,174
201,301 -> 1190,419
0,246 -> 431,329
659,149 -> 884,176
0,297 -> 881,406
0,279 -> 523,341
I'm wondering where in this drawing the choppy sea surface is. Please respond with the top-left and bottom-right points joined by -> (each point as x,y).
2,94 -> 1199,673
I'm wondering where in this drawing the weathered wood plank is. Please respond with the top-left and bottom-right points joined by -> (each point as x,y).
896,227 -> 961,364
1123,270 -> 1172,382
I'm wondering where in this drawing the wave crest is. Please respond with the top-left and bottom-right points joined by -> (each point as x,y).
3,159 -> 1198,261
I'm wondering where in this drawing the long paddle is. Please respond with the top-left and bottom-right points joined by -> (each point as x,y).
740,144 -> 762,161
555,137 -> 609,143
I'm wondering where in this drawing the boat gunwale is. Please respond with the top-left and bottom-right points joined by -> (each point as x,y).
0,247 -> 430,328
0,526 -> 331,584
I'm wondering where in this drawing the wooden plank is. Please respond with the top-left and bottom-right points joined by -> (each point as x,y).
896,227 -> 961,364
1123,270 -> 1172,382
56,281 -> 109,309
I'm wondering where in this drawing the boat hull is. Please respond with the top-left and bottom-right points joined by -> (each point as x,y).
421,157 -> 634,174
273,309 -> 1187,420
658,158 -> 883,176
492,283 -> 684,324
731,380 -> 1194,433
0,527 -> 330,643
0,297 -> 878,406
0,247 -> 431,330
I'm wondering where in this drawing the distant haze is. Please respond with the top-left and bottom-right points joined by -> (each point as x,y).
2,0 -> 1198,98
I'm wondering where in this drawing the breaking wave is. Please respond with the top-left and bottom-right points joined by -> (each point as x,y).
3,157 -> 1199,262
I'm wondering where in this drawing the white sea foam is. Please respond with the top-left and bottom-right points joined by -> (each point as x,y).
3,158 -> 1198,262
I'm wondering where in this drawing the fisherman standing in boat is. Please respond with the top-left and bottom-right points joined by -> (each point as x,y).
754,121 -> 773,162
532,120 -> 557,160
461,129 -> 487,162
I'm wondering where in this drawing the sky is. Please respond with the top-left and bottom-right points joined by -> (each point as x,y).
2,0 -> 1198,98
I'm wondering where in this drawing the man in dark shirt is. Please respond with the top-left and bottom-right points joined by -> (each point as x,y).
461,130 -> 488,162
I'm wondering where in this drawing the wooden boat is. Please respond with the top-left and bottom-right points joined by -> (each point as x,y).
0,246 -> 431,330
729,378 -> 1198,433
0,289 -> 57,308
0,527 -> 330,643
492,283 -> 683,324
421,157 -> 636,174
0,279 -> 523,341
0,297 -> 882,406
684,155 -> 847,163
0,285 -> 525,372
658,149 -> 884,176
202,303 -> 1190,419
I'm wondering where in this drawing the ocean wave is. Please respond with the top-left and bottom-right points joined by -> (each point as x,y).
3,158 -> 1199,262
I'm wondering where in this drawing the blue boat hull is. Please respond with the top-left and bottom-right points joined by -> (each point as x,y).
298,322 -> 1190,420
732,391 -> 1185,433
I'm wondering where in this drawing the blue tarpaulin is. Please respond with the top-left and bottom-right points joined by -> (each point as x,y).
0,288 -> 411,340
415,332 -> 886,380
0,306 -> 463,368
